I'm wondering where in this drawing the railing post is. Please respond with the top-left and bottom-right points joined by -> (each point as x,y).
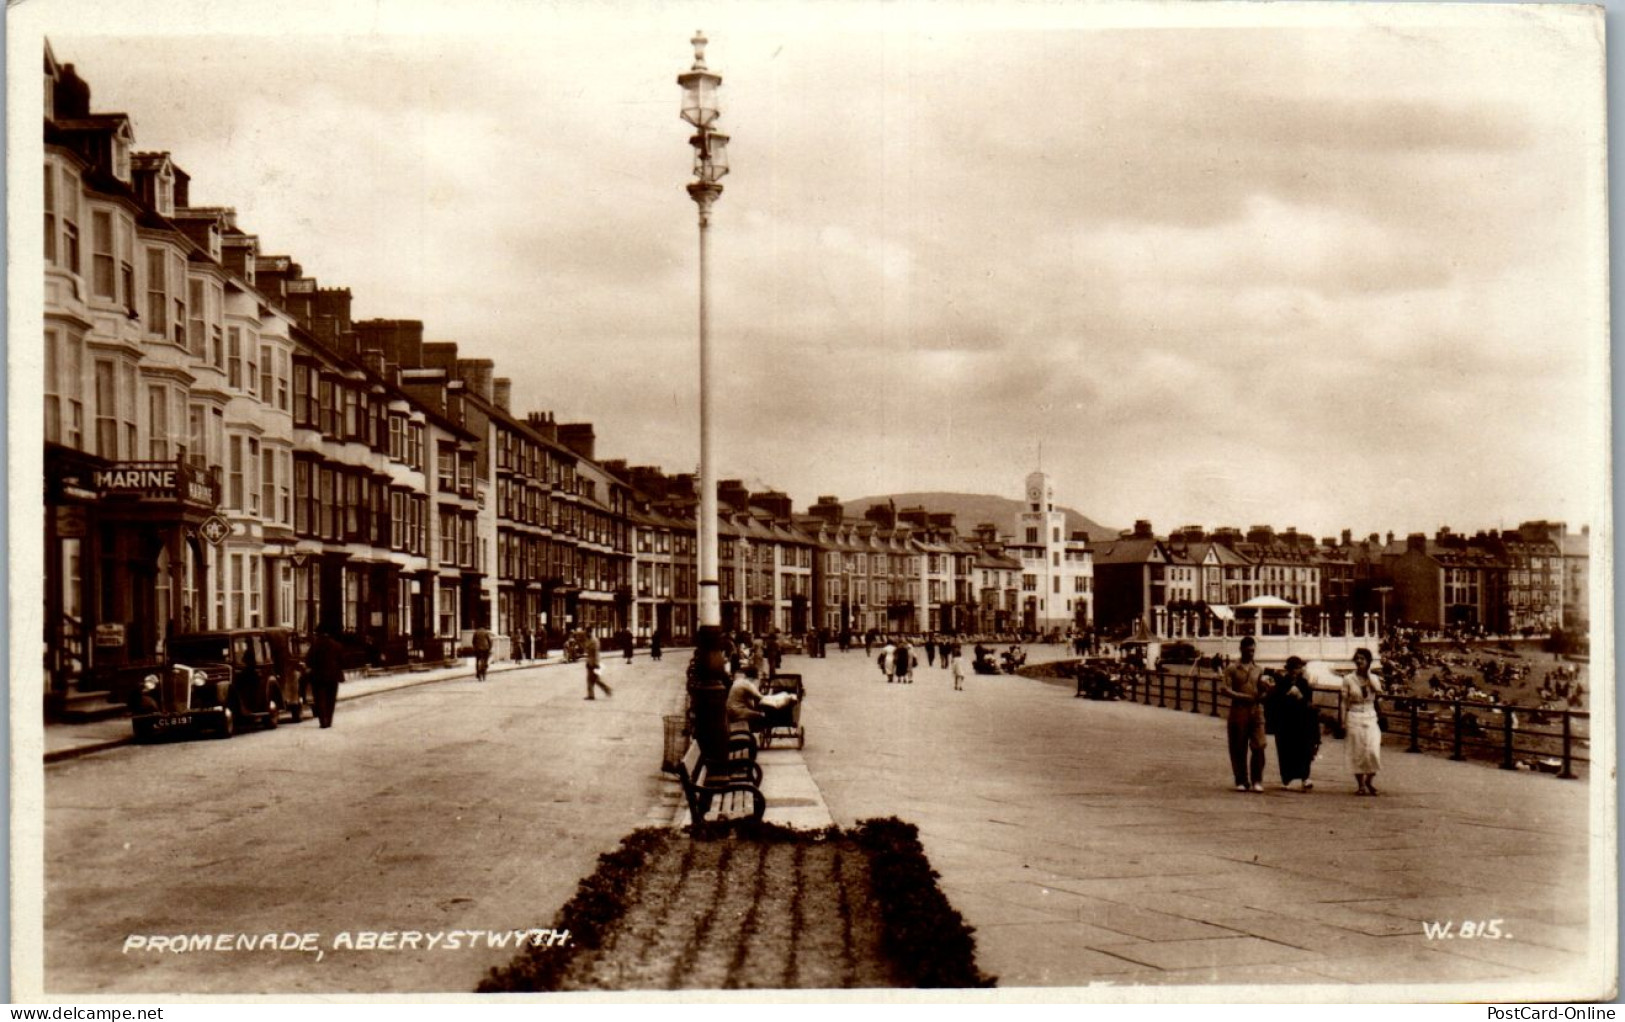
1500,708 -> 1516,770
1174,672 -> 1182,711
1191,673 -> 1201,714
1158,670 -> 1166,708
1210,674 -> 1220,717
1450,701 -> 1465,761
1407,699 -> 1421,753
1559,711 -> 1577,780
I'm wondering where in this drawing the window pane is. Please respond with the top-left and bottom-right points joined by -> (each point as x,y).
146,249 -> 167,335
91,210 -> 115,298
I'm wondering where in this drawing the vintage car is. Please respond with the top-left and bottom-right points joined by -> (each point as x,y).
131,628 -> 306,741
1155,641 -> 1201,667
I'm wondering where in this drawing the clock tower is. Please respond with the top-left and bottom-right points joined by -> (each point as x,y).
1014,469 -> 1093,633
1025,471 -> 1054,513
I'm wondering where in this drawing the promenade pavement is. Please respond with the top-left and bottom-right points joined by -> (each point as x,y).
44,643 -> 1611,999
795,645 -> 1610,1000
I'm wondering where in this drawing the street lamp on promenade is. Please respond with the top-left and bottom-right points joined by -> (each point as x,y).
679,31 -> 732,750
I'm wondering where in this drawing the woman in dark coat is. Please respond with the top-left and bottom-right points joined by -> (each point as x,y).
1268,656 -> 1320,791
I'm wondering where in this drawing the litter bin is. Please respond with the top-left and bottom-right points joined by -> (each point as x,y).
662,714 -> 690,775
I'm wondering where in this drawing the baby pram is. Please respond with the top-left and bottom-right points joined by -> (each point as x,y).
757,673 -> 805,749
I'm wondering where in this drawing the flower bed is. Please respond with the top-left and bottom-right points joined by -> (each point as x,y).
479,817 -> 992,991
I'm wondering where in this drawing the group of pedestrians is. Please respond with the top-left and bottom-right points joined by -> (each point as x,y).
1220,636 -> 1384,795
874,636 -> 968,691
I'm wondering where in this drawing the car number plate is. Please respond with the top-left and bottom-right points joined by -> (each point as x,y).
152,713 -> 199,730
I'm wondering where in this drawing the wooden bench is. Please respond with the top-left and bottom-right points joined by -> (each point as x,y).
677,731 -> 765,827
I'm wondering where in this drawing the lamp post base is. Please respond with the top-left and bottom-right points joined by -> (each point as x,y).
688,624 -> 732,762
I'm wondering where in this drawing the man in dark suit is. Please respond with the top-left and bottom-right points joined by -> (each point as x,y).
305,625 -> 345,729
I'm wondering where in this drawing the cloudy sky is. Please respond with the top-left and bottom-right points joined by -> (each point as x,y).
25,0 -> 1609,539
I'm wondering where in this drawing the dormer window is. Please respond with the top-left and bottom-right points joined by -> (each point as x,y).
156,165 -> 174,217
112,126 -> 132,184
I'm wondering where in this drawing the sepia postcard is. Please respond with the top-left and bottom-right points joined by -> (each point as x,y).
8,0 -> 1616,1005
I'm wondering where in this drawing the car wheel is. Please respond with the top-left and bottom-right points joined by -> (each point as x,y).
264,690 -> 280,729
289,694 -> 304,724
217,706 -> 235,739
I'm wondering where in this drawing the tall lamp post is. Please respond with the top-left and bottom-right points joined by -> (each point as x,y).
679,32 -> 732,753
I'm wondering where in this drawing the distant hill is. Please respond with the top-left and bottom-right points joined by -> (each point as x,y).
843,493 -> 1121,543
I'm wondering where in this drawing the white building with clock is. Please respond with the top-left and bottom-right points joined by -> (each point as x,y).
1008,470 -> 1094,634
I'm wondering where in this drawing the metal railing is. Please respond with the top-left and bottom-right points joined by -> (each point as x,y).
1105,667 -> 1588,779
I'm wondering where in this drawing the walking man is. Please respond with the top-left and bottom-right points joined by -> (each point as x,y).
472,622 -> 493,682
1220,636 -> 1270,792
584,630 -> 612,700
305,625 -> 344,729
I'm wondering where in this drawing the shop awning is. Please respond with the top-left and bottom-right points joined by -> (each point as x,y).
1209,605 -> 1235,621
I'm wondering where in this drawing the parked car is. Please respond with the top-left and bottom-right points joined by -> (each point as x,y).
131,628 -> 306,741
1156,642 -> 1200,667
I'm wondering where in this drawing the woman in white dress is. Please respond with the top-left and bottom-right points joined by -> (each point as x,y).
1343,647 -> 1385,795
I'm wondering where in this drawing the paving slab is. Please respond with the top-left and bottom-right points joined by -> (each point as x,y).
1092,935 -> 1324,971
976,927 -> 1163,986
1292,948 -> 1548,985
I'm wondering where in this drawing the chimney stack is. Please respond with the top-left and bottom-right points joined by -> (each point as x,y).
808,496 -> 844,524
557,422 -> 596,460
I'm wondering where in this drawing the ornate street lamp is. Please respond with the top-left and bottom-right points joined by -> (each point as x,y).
679,31 -> 728,635
680,32 -> 732,754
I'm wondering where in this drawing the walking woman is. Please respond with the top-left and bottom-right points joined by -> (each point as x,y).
1269,657 -> 1319,791
1344,647 -> 1384,795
